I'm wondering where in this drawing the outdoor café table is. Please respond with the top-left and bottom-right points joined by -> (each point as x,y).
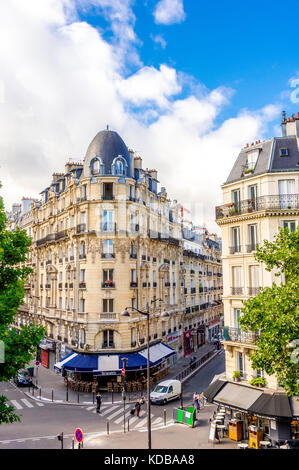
260,441 -> 271,449
217,425 -> 226,438
238,443 -> 249,449
279,445 -> 288,449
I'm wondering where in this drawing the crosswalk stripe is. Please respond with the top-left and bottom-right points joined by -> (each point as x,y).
134,417 -> 147,428
101,405 -> 119,416
114,410 -> 132,424
36,402 -> 44,407
20,398 -> 34,408
107,407 -> 124,420
152,417 -> 162,425
86,406 -> 94,411
10,400 -> 23,410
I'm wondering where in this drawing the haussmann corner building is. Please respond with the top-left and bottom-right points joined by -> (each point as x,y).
7,128 -> 223,390
204,112 -> 299,446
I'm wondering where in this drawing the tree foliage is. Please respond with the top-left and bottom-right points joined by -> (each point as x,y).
0,193 -> 45,424
240,227 -> 299,396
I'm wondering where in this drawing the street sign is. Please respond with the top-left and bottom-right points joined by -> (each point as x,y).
35,361 -> 40,367
121,368 -> 125,376
75,428 -> 83,443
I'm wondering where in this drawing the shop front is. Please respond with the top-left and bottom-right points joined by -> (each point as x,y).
207,318 -> 220,342
166,331 -> 179,364
54,341 -> 176,391
196,325 -> 206,347
183,330 -> 193,357
204,379 -> 296,447
39,339 -> 56,370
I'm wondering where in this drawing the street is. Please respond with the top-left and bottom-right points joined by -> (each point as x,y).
0,351 -> 225,449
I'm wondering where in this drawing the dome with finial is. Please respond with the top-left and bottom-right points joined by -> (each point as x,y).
83,129 -> 132,178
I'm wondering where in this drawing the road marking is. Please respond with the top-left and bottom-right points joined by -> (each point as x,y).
86,406 -> 94,411
101,405 -> 119,416
10,400 -> 23,409
36,402 -> 44,407
114,410 -> 132,424
134,417 -> 147,428
152,417 -> 162,425
107,407 -> 124,420
20,398 -> 34,408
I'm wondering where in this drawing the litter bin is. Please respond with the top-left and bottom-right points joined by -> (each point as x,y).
27,367 -> 34,377
173,406 -> 196,427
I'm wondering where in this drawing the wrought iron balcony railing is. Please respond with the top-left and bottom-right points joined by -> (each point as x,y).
216,194 -> 299,219
222,326 -> 259,344
248,287 -> 260,296
231,287 -> 244,295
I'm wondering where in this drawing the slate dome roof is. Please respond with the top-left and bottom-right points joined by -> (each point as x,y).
84,129 -> 132,176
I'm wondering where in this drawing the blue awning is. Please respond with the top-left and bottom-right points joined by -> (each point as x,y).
54,343 -> 175,375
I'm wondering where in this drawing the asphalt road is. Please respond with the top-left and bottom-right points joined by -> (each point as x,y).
0,351 -> 225,449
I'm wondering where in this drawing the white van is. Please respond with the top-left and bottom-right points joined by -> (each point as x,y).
150,379 -> 181,405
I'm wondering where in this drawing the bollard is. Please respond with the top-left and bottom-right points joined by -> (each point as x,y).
164,409 -> 166,426
52,390 -> 54,402
32,386 -> 35,397
107,421 -> 109,435
112,390 -> 114,404
93,392 -> 95,404
66,383 -> 69,402
72,438 -> 74,449
127,418 -> 129,432
39,387 -> 41,400
77,391 -> 80,403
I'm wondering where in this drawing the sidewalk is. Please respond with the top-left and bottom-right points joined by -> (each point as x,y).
25,342 -> 220,406
81,402 -> 237,450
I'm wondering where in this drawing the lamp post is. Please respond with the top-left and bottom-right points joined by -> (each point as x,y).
121,298 -> 168,450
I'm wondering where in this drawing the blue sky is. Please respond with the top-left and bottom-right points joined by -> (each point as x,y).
78,0 -> 299,131
0,0 -> 298,231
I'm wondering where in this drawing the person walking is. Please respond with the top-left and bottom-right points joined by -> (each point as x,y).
96,392 -> 103,413
193,392 -> 200,417
135,399 -> 141,418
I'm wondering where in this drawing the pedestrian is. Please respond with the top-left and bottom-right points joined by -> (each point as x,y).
135,399 -> 141,418
193,392 -> 200,416
96,392 -> 102,413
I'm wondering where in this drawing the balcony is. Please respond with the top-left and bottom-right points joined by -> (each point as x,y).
100,313 -> 117,321
130,281 -> 137,288
153,257 -> 157,263
131,341 -> 136,347
79,253 -> 86,259
102,281 -> 115,289
207,271 -> 212,276
102,343 -> 115,349
222,326 -> 259,344
248,287 -> 260,296
247,243 -> 257,253
130,253 -> 137,259
184,288 -> 187,294
229,246 -> 242,254
36,237 -> 47,247
216,194 -> 299,220
185,307 -> 191,314
139,338 -> 145,344
76,223 -> 86,234
231,287 -> 244,295
46,234 -> 55,243
45,283 -> 51,289
79,282 -> 86,289
190,269 -> 195,274
65,283 -> 68,288
153,282 -> 157,288
58,283 -> 62,289
191,287 -> 196,294
165,282 -> 170,287
55,229 -> 67,240
69,282 -> 73,289
101,253 -> 115,259
102,194 -> 114,201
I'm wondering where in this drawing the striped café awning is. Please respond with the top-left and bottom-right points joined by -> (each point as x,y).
54,342 -> 175,375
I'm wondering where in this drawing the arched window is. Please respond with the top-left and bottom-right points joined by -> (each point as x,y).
90,157 -> 104,175
102,240 -> 114,258
112,156 -> 126,176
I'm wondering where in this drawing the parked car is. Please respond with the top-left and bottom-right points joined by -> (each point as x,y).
150,379 -> 181,405
14,370 -> 33,387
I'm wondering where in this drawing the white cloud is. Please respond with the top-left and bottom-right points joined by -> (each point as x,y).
151,34 -> 167,49
153,0 -> 186,25
0,0 -> 280,233
117,64 -> 181,108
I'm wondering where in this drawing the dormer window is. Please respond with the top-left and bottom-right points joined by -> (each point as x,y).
280,148 -> 289,157
90,157 -> 104,175
112,156 -> 127,176
246,149 -> 259,170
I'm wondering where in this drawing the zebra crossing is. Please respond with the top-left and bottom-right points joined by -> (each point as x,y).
9,398 -> 44,410
84,403 -> 166,430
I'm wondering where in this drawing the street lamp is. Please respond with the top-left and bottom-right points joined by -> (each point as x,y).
121,298 -> 169,449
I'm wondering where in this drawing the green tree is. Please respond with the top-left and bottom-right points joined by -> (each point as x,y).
0,193 -> 45,424
240,227 -> 299,396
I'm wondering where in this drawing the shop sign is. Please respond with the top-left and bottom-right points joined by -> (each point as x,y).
167,331 -> 179,343
208,318 -> 219,327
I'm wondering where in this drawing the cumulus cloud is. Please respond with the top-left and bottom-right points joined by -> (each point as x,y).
0,0 -> 280,232
153,0 -> 186,25
150,34 -> 167,49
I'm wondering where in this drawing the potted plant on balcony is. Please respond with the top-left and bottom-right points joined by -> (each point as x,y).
250,377 -> 267,388
243,168 -> 254,176
104,279 -> 114,287
232,370 -> 241,382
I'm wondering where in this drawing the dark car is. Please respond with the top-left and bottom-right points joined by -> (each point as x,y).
14,370 -> 33,387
